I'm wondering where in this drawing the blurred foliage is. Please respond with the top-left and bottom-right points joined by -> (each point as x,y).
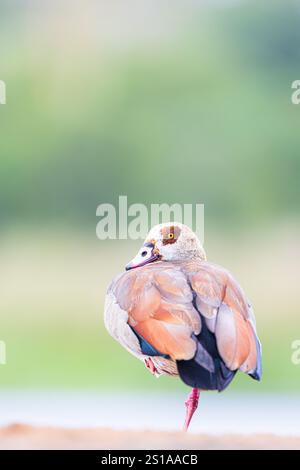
0,1 -> 299,230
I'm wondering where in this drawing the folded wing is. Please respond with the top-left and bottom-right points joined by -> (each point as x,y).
188,261 -> 261,378
106,262 -> 201,361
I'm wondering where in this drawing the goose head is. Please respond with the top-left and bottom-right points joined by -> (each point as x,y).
125,222 -> 206,270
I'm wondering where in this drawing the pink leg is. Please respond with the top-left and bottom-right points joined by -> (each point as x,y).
183,388 -> 200,431
144,357 -> 157,375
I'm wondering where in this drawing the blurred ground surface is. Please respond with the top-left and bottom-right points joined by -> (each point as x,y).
1,425 -> 300,450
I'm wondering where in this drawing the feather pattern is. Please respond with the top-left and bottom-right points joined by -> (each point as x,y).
104,259 -> 262,386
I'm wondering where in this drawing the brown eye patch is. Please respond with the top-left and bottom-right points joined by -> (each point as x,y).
161,225 -> 181,245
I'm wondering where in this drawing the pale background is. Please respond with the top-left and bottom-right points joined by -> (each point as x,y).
0,0 -> 300,434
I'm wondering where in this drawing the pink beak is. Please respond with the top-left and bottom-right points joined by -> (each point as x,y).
125,243 -> 159,270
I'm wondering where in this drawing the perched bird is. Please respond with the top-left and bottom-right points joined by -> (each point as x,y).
104,223 -> 262,429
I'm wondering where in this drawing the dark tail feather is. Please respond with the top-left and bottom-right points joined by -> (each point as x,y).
177,351 -> 236,392
176,316 -> 236,392
249,335 -> 262,381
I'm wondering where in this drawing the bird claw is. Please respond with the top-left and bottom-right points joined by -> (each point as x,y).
144,357 -> 157,375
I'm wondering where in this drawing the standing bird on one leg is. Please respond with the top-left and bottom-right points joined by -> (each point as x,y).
104,223 -> 262,430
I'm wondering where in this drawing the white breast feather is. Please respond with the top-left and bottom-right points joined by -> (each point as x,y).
104,292 -> 144,361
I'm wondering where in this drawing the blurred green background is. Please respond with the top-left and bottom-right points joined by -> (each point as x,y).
0,0 -> 299,393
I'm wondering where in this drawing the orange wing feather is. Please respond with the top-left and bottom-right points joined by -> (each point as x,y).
110,262 -> 201,361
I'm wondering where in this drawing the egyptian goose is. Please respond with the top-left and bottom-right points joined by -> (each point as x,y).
104,223 -> 262,429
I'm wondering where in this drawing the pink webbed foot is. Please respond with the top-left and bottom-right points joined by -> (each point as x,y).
144,357 -> 157,375
184,388 -> 200,431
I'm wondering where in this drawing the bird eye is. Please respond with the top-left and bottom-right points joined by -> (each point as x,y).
141,250 -> 148,257
168,233 -> 174,239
